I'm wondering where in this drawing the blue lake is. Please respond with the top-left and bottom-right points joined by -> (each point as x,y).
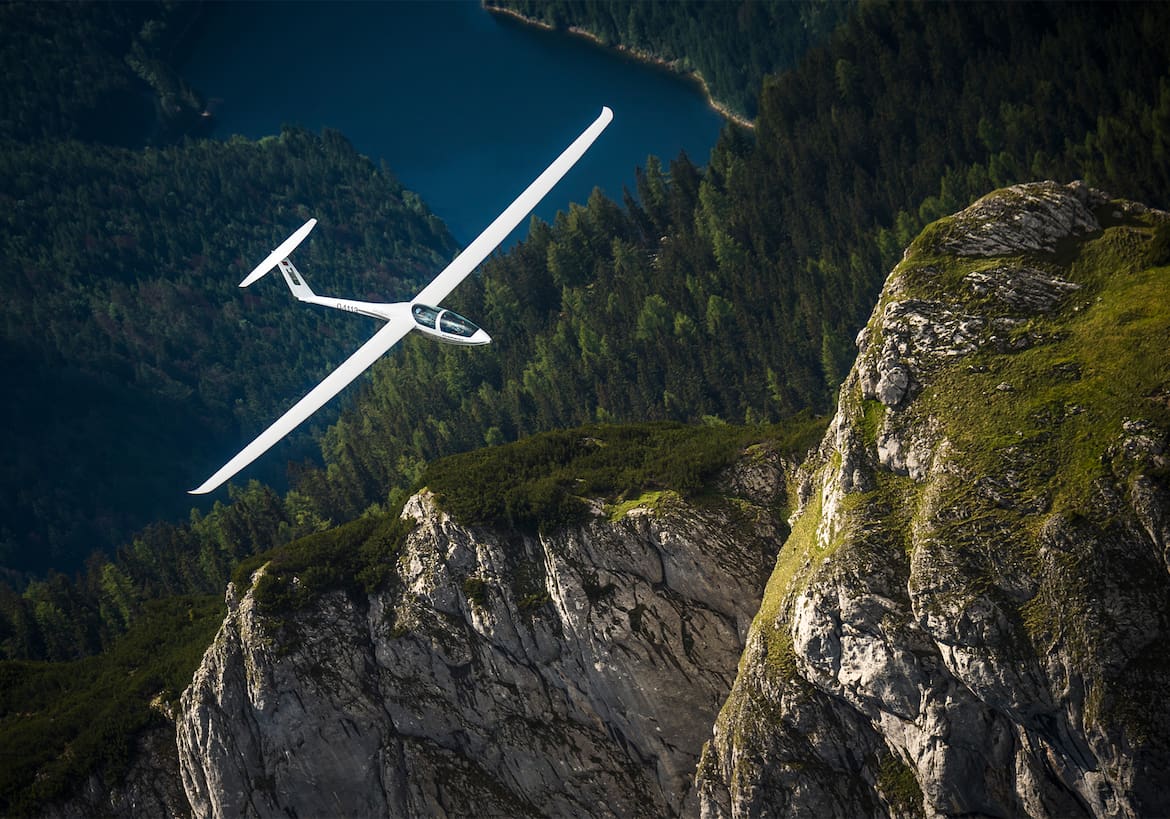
182,0 -> 726,245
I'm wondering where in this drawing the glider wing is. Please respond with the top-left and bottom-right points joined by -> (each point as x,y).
412,106 -> 613,307
190,317 -> 414,494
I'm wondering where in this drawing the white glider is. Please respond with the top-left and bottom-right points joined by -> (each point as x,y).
191,106 -> 613,494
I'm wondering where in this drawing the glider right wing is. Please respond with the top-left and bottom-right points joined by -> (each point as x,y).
189,317 -> 413,494
412,106 -> 613,307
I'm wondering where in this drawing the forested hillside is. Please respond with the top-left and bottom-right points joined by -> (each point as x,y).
0,1 -> 206,144
3,2 -> 1170,809
0,3 -> 456,575
5,0 -> 1170,660
486,0 -> 851,121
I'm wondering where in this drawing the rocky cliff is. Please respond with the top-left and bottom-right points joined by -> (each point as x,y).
172,181 -> 1169,819
696,182 -> 1170,818
177,448 -> 792,817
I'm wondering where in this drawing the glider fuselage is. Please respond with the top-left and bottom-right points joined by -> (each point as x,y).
321,298 -> 490,346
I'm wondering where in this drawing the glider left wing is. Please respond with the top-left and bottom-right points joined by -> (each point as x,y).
190,317 -> 413,494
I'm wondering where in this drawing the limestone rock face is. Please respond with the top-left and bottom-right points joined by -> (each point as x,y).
697,183 -> 1170,819
177,455 -> 787,818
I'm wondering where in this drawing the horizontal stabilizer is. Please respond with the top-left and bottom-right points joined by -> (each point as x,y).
240,218 -> 317,287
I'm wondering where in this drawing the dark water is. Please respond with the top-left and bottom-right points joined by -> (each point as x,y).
182,1 -> 725,245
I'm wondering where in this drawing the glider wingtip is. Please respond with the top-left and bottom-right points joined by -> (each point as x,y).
189,479 -> 220,495
239,264 -> 271,288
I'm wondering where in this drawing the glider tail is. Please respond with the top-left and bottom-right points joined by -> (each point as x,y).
239,218 -> 317,287
278,259 -> 318,303
278,257 -> 390,320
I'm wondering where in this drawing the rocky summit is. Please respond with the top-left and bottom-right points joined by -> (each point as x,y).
104,181 -> 1166,819
697,182 -> 1170,818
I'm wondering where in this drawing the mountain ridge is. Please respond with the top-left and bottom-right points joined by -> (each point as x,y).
697,181 -> 1170,817
178,461 -> 795,816
6,1 -> 1170,812
45,181 -> 1165,819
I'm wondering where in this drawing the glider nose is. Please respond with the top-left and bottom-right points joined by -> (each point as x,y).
472,327 -> 491,345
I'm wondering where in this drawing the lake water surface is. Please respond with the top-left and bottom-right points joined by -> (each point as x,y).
183,1 -> 725,245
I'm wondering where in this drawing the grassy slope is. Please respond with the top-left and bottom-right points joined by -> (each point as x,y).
763,190 -> 1168,640
422,419 -> 827,534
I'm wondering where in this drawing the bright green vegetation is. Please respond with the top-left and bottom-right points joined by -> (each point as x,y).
918,224 -> 1170,523
914,210 -> 1170,676
606,489 -> 673,522
858,398 -> 886,448
488,0 -> 850,121
0,594 -> 224,816
876,750 -> 925,818
423,418 -> 826,534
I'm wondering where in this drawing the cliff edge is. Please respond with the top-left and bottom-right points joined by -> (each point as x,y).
177,448 -> 794,817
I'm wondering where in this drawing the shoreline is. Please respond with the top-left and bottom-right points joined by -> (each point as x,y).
485,4 -> 755,130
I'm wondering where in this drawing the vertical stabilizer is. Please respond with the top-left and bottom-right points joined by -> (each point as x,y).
279,259 -> 318,302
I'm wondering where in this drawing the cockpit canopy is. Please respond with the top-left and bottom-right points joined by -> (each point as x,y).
411,304 -> 490,346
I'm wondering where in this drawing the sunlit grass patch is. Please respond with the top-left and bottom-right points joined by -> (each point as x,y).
605,489 -> 672,521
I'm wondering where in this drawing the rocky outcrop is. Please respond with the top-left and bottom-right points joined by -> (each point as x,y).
177,453 -> 790,817
697,182 -> 1170,818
